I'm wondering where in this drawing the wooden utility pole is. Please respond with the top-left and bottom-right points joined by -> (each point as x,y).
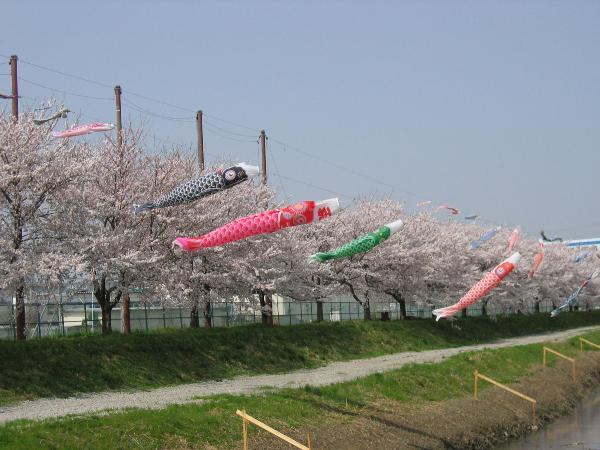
113,86 -> 130,334
10,55 -> 18,120
260,129 -> 267,185
114,85 -> 123,148
196,110 -> 204,171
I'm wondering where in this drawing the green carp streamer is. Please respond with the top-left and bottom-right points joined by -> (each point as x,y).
310,219 -> 402,263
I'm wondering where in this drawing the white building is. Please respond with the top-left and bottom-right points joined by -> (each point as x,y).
565,238 -> 600,249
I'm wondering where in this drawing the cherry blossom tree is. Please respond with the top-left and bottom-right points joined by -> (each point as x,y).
0,110 -> 93,339
65,126 -> 159,334
155,161 -> 275,327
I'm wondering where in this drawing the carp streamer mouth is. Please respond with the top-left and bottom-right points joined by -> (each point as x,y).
235,163 -> 260,177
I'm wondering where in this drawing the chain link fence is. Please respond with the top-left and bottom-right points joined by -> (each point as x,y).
0,295 -> 561,340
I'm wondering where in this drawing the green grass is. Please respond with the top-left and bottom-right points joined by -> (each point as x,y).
1,311 -> 599,407
1,329 -> 598,450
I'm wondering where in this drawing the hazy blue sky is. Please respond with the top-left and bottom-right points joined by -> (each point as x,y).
3,1 -> 599,238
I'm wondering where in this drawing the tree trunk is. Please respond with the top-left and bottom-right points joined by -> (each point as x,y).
190,303 -> 200,328
346,282 -> 368,320
316,300 -> 324,322
534,301 -> 540,313
389,292 -> 407,319
203,301 -> 212,328
481,300 -> 487,316
121,291 -> 131,334
258,292 -> 273,326
266,294 -> 274,326
15,283 -> 26,341
363,301 -> 372,320
92,275 -> 119,335
101,306 -> 112,334
461,308 -> 468,318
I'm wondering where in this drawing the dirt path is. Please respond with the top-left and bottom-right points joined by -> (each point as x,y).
0,325 -> 597,424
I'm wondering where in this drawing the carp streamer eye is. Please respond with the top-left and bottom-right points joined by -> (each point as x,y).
293,215 -> 307,225
224,170 -> 236,181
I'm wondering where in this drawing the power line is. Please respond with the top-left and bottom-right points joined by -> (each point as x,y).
203,112 -> 260,132
0,53 -> 196,114
267,140 -> 290,201
204,123 -> 258,143
18,77 -> 113,101
0,52 -> 533,230
122,99 -> 194,122
11,56 -> 114,89
269,137 -> 420,200
277,173 -> 354,200
123,89 -> 194,114
203,119 -> 258,138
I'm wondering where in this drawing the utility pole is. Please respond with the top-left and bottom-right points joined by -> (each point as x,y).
260,129 -> 267,185
113,85 -> 129,334
114,85 -> 123,148
196,110 -> 204,171
10,55 -> 18,120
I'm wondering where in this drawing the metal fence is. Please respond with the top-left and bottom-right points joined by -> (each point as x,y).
0,296 -> 562,340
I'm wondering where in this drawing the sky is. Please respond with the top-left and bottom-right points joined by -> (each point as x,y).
2,0 -> 599,239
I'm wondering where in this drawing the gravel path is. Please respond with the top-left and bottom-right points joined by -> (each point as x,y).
1,325 -> 597,424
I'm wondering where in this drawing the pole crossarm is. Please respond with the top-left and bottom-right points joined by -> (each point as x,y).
543,346 -> 576,381
473,370 -> 537,420
236,409 -> 311,450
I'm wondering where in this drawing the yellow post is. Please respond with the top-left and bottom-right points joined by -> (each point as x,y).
242,410 -> 248,450
543,347 -> 547,366
543,347 -> 576,382
473,371 -> 537,421
580,337 -> 600,351
474,369 -> 479,400
236,409 -> 310,450
307,433 -> 312,450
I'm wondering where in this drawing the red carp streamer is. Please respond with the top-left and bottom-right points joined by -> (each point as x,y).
174,198 -> 339,251
528,240 -> 545,278
433,253 -> 521,321
53,123 -> 114,138
436,204 -> 460,215
507,227 -> 520,253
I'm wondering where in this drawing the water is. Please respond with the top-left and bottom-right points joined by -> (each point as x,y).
498,388 -> 600,450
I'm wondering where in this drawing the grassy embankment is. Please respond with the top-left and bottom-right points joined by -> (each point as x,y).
1,328 -> 600,449
1,311 -> 600,407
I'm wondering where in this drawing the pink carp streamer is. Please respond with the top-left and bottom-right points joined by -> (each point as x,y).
433,253 -> 521,321
53,123 -> 114,138
436,204 -> 460,215
174,198 -> 339,252
507,227 -> 520,253
528,241 -> 544,278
